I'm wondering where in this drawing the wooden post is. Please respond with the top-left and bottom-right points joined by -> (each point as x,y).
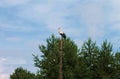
59,36 -> 63,79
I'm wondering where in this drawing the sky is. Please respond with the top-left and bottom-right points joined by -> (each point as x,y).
0,0 -> 120,79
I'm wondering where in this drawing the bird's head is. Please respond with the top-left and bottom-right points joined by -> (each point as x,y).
58,27 -> 61,33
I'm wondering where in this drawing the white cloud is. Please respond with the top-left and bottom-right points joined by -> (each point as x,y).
0,57 -> 27,79
6,37 -> 23,42
0,20 -> 36,32
16,2 -> 68,32
0,74 -> 8,79
111,23 -> 120,31
0,63 -> 4,73
47,13 -> 65,31
0,0 -> 119,41
110,0 -> 120,7
80,3 -> 103,26
1,57 -> 27,65
87,26 -> 105,39
107,0 -> 120,22
17,3 -> 52,22
50,0 -> 78,3
0,0 -> 30,7
75,2 -> 106,39
15,0 -> 79,32
0,58 -> 9,79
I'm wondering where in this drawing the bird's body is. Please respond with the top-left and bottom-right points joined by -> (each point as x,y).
58,28 -> 66,39
60,32 -> 66,39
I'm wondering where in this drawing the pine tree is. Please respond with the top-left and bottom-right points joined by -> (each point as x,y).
98,40 -> 115,79
114,52 -> 120,79
79,38 -> 100,79
33,35 -> 79,79
10,67 -> 36,79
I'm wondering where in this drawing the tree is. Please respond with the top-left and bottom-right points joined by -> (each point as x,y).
79,38 -> 100,79
114,52 -> 120,79
98,40 -> 115,79
10,67 -> 36,79
10,35 -> 120,79
33,35 -> 79,79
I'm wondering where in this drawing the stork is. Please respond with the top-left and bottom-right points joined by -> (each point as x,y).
58,27 -> 66,39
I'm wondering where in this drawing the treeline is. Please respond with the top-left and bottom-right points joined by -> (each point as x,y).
10,35 -> 120,79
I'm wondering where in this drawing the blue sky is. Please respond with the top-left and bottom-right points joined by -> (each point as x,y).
0,0 -> 120,79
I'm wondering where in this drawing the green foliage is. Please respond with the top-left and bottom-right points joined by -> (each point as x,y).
33,35 -> 79,79
10,67 -> 36,79
79,38 -> 100,79
10,35 -> 120,79
33,35 -> 120,79
33,35 -> 59,79
114,52 -> 120,79
98,40 -> 115,79
79,39 -> 120,79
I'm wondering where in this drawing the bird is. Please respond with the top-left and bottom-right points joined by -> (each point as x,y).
58,27 -> 66,39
